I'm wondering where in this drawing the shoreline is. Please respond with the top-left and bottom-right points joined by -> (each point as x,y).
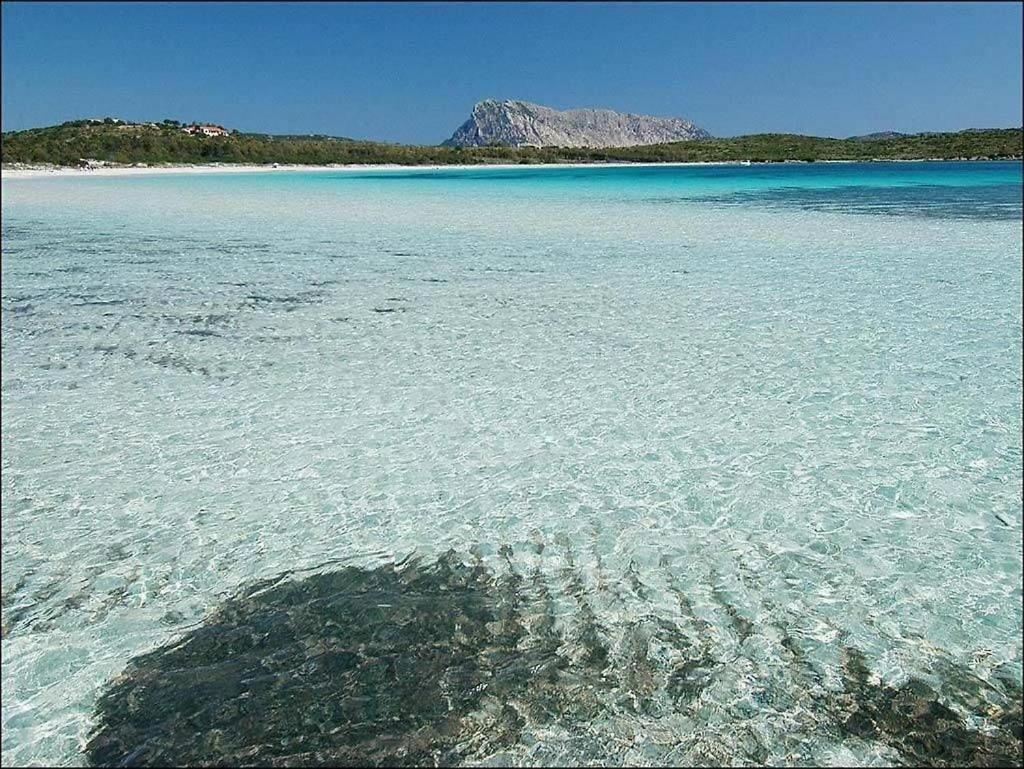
2,157 -> 1019,180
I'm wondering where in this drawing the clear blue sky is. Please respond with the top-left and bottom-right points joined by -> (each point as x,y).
2,2 -> 1021,142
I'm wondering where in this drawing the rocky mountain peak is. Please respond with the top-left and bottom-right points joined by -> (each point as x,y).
444,99 -> 710,148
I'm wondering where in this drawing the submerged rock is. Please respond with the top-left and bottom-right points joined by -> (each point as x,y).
87,555 -> 516,766
832,646 -> 1023,768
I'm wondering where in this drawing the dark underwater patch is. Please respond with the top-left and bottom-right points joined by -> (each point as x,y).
72,299 -> 127,307
84,552 -> 1023,767
86,555 -> 531,767
3,302 -> 35,315
685,183 -> 1023,221
240,291 -> 325,312
143,352 -> 209,376
832,646 -> 1023,767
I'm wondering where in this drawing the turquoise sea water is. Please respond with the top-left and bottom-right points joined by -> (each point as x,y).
2,162 -> 1022,766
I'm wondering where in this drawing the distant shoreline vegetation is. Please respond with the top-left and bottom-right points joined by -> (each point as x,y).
2,119 -> 1021,167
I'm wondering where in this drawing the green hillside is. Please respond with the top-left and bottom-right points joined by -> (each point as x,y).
2,119 -> 1021,167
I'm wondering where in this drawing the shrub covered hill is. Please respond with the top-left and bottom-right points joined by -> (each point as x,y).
2,118 -> 1021,167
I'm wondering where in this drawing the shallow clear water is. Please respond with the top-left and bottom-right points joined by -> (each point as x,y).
2,161 -> 1022,766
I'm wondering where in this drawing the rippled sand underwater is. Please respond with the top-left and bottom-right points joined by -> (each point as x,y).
2,163 -> 1022,766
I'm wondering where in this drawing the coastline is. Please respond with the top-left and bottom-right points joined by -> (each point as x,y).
3,156 -> 1018,180
0,160 -> 763,180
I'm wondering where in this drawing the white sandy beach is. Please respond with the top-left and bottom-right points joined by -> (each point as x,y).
0,162 -> 443,179
0,159 -> 799,180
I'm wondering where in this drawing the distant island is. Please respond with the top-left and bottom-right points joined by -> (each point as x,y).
2,115 -> 1021,169
443,100 -> 710,148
